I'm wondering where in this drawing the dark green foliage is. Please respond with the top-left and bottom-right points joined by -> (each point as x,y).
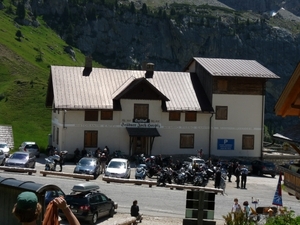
86,7 -> 97,20
141,3 -> 147,15
16,1 -> 25,19
130,2 -> 135,14
15,29 -> 22,40
170,8 -> 176,16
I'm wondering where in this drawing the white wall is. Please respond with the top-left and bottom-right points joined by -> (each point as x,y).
211,94 -> 264,157
50,99 -> 212,156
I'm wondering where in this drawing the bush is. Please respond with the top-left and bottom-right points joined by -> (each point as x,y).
265,207 -> 300,225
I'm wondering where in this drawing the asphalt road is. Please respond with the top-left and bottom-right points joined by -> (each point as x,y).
1,154 -> 300,224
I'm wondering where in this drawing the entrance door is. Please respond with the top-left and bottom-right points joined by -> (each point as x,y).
132,137 -> 149,155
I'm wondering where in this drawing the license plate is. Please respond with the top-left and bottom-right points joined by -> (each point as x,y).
71,209 -> 77,213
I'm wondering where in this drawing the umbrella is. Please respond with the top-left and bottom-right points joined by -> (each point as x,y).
272,173 -> 283,206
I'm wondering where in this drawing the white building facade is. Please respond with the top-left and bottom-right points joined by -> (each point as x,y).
46,57 -> 279,158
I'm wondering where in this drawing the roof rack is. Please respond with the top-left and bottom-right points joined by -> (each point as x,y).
71,182 -> 100,193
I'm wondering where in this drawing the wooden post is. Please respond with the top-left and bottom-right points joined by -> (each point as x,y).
197,190 -> 204,225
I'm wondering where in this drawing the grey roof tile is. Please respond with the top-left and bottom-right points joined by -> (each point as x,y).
194,57 -> 280,78
50,66 -> 204,111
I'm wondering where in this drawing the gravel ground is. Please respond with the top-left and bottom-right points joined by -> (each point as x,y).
96,213 -> 224,225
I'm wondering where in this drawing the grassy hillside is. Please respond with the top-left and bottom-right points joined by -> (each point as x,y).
0,1 -> 97,151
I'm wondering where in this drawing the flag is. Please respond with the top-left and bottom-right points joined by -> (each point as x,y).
272,173 -> 283,206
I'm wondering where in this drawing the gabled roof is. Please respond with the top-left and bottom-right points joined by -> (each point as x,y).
112,77 -> 169,101
187,57 -> 280,78
275,62 -> 300,117
47,66 -> 210,111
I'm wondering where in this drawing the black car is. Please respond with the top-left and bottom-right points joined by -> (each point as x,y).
251,160 -> 276,178
73,157 -> 101,179
62,183 -> 117,225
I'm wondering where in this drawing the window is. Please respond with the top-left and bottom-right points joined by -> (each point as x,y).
180,134 -> 194,148
169,111 -> 181,121
242,135 -> 254,150
215,106 -> 228,120
185,111 -> 197,122
101,110 -> 113,120
134,104 -> 149,119
84,131 -> 98,148
85,110 -> 98,121
52,126 -> 55,142
217,79 -> 228,91
56,128 -> 59,145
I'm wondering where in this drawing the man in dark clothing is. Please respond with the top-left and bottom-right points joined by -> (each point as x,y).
131,200 -> 142,223
235,164 -> 241,188
240,165 -> 249,189
214,165 -> 222,188
227,162 -> 234,182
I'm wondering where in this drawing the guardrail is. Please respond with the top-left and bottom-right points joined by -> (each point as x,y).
165,184 -> 224,194
102,176 -> 224,194
102,176 -> 157,187
0,166 -> 36,175
40,171 -> 94,181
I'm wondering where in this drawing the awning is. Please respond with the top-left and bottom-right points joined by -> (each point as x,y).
126,128 -> 160,137
272,123 -> 300,144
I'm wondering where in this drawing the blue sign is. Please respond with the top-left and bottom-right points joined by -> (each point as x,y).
217,139 -> 234,150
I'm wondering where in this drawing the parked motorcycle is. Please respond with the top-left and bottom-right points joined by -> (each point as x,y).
45,155 -> 60,171
157,168 -> 173,186
173,168 -> 187,185
135,164 -> 147,180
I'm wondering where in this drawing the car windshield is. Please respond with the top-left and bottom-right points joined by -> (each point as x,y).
26,144 -> 38,149
11,154 -> 28,160
108,161 -> 126,169
194,159 -> 205,164
264,162 -> 275,167
78,158 -> 96,166
0,144 -> 7,148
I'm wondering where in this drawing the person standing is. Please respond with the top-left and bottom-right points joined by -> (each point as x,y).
241,165 -> 249,189
227,162 -> 233,182
131,200 -> 142,223
58,151 -> 63,172
235,164 -> 241,188
100,153 -> 107,174
214,165 -> 222,188
231,198 -> 242,214
243,201 -> 250,219
53,151 -> 61,171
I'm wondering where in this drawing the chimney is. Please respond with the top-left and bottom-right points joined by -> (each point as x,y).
145,63 -> 154,78
83,55 -> 92,76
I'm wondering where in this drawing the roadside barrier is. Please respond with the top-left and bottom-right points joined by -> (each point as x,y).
0,166 -> 36,175
102,176 -> 157,187
102,176 -> 224,194
114,216 -> 137,225
40,170 -> 94,181
166,183 -> 224,194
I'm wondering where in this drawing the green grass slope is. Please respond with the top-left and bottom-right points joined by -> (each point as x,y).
0,2 -> 95,151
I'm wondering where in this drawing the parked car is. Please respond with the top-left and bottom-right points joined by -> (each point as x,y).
251,160 -> 277,178
0,142 -> 10,157
0,150 -> 5,166
105,158 -> 131,178
73,157 -> 101,179
45,189 -> 65,206
4,152 -> 36,168
19,142 -> 40,158
61,182 -> 117,225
